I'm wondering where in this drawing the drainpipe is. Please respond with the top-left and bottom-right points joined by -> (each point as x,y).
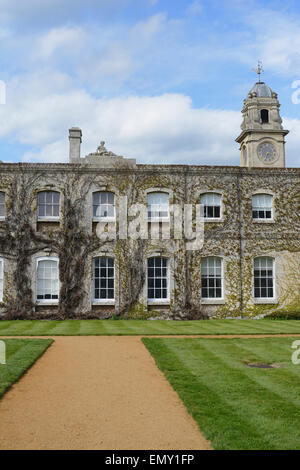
237,170 -> 244,318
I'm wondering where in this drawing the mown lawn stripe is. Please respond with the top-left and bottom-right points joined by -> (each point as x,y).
143,338 -> 276,450
0,319 -> 300,336
143,337 -> 300,450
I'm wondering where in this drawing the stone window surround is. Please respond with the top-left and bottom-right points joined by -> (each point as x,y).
28,187 -> 282,228
253,255 -> 278,304
146,251 -> 173,306
201,255 -> 226,305
36,187 -> 62,222
199,190 -> 224,223
90,186 -> 119,227
147,256 -> 169,304
92,190 -> 116,222
34,255 -> 60,305
91,252 -> 116,306
145,187 -> 173,223
92,255 -> 115,305
251,189 -> 276,223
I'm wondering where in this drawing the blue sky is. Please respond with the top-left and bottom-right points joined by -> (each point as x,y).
0,0 -> 300,166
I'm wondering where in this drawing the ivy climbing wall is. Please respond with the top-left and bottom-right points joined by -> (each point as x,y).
0,163 -> 299,319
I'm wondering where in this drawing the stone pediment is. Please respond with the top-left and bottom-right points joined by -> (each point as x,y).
84,141 -> 136,168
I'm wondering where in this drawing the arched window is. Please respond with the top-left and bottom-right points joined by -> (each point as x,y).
93,257 -> 114,300
0,192 -> 5,218
36,258 -> 59,302
37,191 -> 60,219
147,257 -> 168,301
254,257 -> 275,299
0,258 -> 4,301
93,192 -> 115,219
200,193 -> 221,219
147,192 -> 169,220
261,109 -> 269,124
201,256 -> 223,299
252,194 -> 273,219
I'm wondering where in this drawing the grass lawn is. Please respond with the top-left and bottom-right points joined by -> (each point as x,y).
0,319 -> 299,336
143,337 -> 300,450
0,339 -> 53,398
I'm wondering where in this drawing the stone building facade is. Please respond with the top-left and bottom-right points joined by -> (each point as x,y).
0,80 -> 299,320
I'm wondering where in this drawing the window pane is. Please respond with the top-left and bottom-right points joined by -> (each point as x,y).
46,192 -> 53,203
107,193 -> 114,204
38,192 -> 46,203
38,192 -> 60,218
147,192 -> 169,219
93,193 -> 100,204
201,193 -> 221,219
252,194 -> 273,219
38,206 -> 45,217
36,259 -> 59,300
93,192 -> 115,219
93,257 -> 114,300
254,257 -> 274,299
201,256 -> 223,299
46,205 -> 52,217
53,193 -> 60,204
147,257 -> 168,300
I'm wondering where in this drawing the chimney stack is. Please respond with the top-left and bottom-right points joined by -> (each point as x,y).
69,127 -> 82,162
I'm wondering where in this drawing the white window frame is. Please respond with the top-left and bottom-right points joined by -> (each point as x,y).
253,256 -> 276,303
252,194 -> 273,221
201,256 -> 224,301
200,192 -> 223,221
0,258 -> 4,302
36,257 -> 59,304
92,191 -> 116,222
37,191 -> 60,221
92,257 -> 115,305
0,192 -> 5,220
147,257 -> 170,304
147,192 -> 170,222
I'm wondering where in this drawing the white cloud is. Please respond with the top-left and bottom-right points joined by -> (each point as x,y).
0,75 -> 243,165
130,13 -> 167,43
235,8 -> 300,78
186,1 -> 203,17
1,71 -> 300,167
33,26 -> 86,60
0,3 -> 299,168
23,140 -> 69,164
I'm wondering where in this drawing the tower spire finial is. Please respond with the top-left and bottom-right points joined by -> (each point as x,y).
251,60 -> 264,83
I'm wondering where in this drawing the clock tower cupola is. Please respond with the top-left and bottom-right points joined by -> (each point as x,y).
236,62 -> 289,168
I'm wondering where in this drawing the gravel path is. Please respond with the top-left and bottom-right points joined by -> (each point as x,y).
0,337 -> 212,450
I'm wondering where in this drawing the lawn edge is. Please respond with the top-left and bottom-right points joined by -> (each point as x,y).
0,338 -> 54,399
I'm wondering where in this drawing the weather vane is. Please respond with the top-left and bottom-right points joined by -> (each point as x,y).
252,61 -> 264,83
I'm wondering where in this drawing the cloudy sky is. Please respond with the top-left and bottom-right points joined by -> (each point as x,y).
0,0 -> 300,166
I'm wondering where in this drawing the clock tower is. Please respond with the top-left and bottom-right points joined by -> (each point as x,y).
236,71 -> 289,168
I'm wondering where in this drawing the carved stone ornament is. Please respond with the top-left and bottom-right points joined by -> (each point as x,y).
91,141 -> 118,157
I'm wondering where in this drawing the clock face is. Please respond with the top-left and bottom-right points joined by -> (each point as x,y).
257,142 -> 278,164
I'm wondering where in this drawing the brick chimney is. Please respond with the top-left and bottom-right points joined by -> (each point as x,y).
69,127 -> 82,162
